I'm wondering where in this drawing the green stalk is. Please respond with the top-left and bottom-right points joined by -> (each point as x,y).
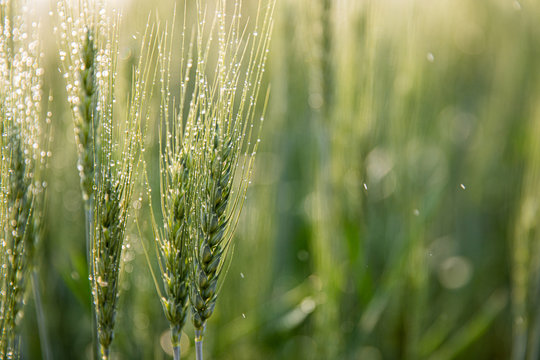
195,328 -> 204,360
85,200 -> 99,360
173,345 -> 181,360
100,346 -> 110,360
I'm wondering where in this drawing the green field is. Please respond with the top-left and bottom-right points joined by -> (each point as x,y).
3,0 -> 540,359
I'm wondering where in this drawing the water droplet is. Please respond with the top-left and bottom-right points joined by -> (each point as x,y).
133,199 -> 142,210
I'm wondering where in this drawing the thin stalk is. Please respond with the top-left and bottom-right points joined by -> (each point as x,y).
31,271 -> 52,360
172,328 -> 181,360
85,200 -> 99,360
100,345 -> 110,360
195,328 -> 204,360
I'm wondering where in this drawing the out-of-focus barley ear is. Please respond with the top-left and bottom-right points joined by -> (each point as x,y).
57,0 -> 104,204
0,0 -> 48,358
187,1 -> 275,359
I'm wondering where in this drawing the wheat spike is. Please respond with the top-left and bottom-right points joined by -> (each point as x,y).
187,2 -> 275,359
0,0 -> 47,357
58,1 -> 156,358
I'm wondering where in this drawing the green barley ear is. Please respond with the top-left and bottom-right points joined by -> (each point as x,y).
0,0 -> 48,358
147,12 -> 202,359
58,2 -> 157,358
187,1 -> 275,358
89,15 -> 156,360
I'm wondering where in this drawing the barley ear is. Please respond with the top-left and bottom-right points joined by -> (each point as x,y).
89,16 -> 156,359
0,0 -> 47,358
189,2 -> 275,359
150,14 -> 198,359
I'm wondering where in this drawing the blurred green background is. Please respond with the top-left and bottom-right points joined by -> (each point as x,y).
19,0 -> 540,359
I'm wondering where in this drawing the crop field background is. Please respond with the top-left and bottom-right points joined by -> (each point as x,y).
5,0 -> 540,359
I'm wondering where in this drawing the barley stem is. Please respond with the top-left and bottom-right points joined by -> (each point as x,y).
171,327 -> 182,360
85,201 -> 100,360
195,328 -> 204,360
100,345 -> 110,360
